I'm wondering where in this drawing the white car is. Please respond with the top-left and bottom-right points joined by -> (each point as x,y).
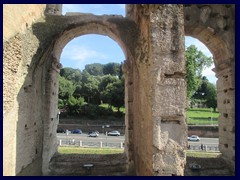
88,132 -> 99,137
188,135 -> 200,141
107,130 -> 120,136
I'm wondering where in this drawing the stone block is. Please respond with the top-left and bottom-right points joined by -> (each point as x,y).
153,78 -> 186,117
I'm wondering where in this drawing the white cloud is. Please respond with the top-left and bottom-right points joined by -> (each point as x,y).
61,44 -> 108,69
202,65 -> 217,84
202,65 -> 215,76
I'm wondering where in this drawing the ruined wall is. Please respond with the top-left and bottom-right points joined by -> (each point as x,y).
3,4 -> 235,176
3,4 -> 46,175
3,4 -> 46,41
38,13 -> 138,174
184,5 -> 235,171
127,4 -> 187,176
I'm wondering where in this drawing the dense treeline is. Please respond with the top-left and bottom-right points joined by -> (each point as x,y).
58,45 -> 218,119
58,62 -> 124,119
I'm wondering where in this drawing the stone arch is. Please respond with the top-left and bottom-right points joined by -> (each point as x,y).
184,4 -> 235,171
53,23 -> 128,62
185,23 -> 231,69
42,15 -> 138,175
3,4 -> 235,176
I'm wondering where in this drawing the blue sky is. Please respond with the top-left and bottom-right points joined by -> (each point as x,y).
61,4 -> 217,84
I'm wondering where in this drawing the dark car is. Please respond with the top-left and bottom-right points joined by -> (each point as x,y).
57,127 -> 65,133
71,129 -> 82,134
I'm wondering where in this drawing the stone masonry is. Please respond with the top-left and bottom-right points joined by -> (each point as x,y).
184,5 -> 235,172
3,4 -> 235,176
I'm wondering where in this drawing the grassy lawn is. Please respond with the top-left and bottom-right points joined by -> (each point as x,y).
58,147 -> 220,158
187,150 -> 221,158
58,146 -> 124,154
187,108 -> 219,125
98,105 -> 220,125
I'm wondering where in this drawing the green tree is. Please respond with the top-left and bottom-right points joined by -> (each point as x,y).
73,85 -> 82,98
104,78 -> 124,112
81,75 -> 101,104
103,62 -> 120,76
60,67 -> 82,83
192,76 -> 208,99
205,82 -> 217,112
186,45 -> 213,100
85,63 -> 104,76
99,75 -> 118,90
99,75 -> 119,104
67,96 -> 85,115
58,76 -> 75,99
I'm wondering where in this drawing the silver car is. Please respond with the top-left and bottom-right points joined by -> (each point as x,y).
107,130 -> 120,136
88,132 -> 99,137
188,135 -> 200,141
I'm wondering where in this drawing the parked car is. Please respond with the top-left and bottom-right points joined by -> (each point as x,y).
88,131 -> 99,135
71,129 -> 82,134
57,127 -> 65,133
88,132 -> 99,137
188,135 -> 200,141
107,130 -> 120,136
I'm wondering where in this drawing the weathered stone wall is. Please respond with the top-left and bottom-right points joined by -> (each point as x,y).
127,4 -> 187,176
37,13 -> 138,175
184,4 -> 235,171
3,4 -> 46,42
3,4 -> 235,176
3,4 -> 46,176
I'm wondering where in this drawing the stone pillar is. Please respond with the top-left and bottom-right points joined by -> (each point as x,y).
150,5 -> 187,176
42,56 -> 62,175
123,59 -> 135,175
127,4 -> 187,176
215,61 -> 235,172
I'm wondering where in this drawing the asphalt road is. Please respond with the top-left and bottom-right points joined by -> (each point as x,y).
57,133 -> 218,146
188,137 -> 219,146
57,133 -> 125,143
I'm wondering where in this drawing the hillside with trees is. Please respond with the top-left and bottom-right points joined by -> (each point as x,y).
58,62 -> 124,119
58,45 -> 218,121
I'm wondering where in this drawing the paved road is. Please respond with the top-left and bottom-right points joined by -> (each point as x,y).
57,133 -> 125,143
57,133 -> 218,146
188,137 -> 219,146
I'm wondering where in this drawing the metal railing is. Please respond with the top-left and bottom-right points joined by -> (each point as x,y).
188,144 -> 219,151
57,139 -> 124,149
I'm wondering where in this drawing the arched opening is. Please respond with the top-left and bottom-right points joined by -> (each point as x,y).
184,4 -> 235,172
185,36 -> 219,152
44,18 -> 136,175
57,34 -> 126,153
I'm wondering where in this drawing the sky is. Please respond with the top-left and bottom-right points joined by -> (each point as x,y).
61,4 -> 217,84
